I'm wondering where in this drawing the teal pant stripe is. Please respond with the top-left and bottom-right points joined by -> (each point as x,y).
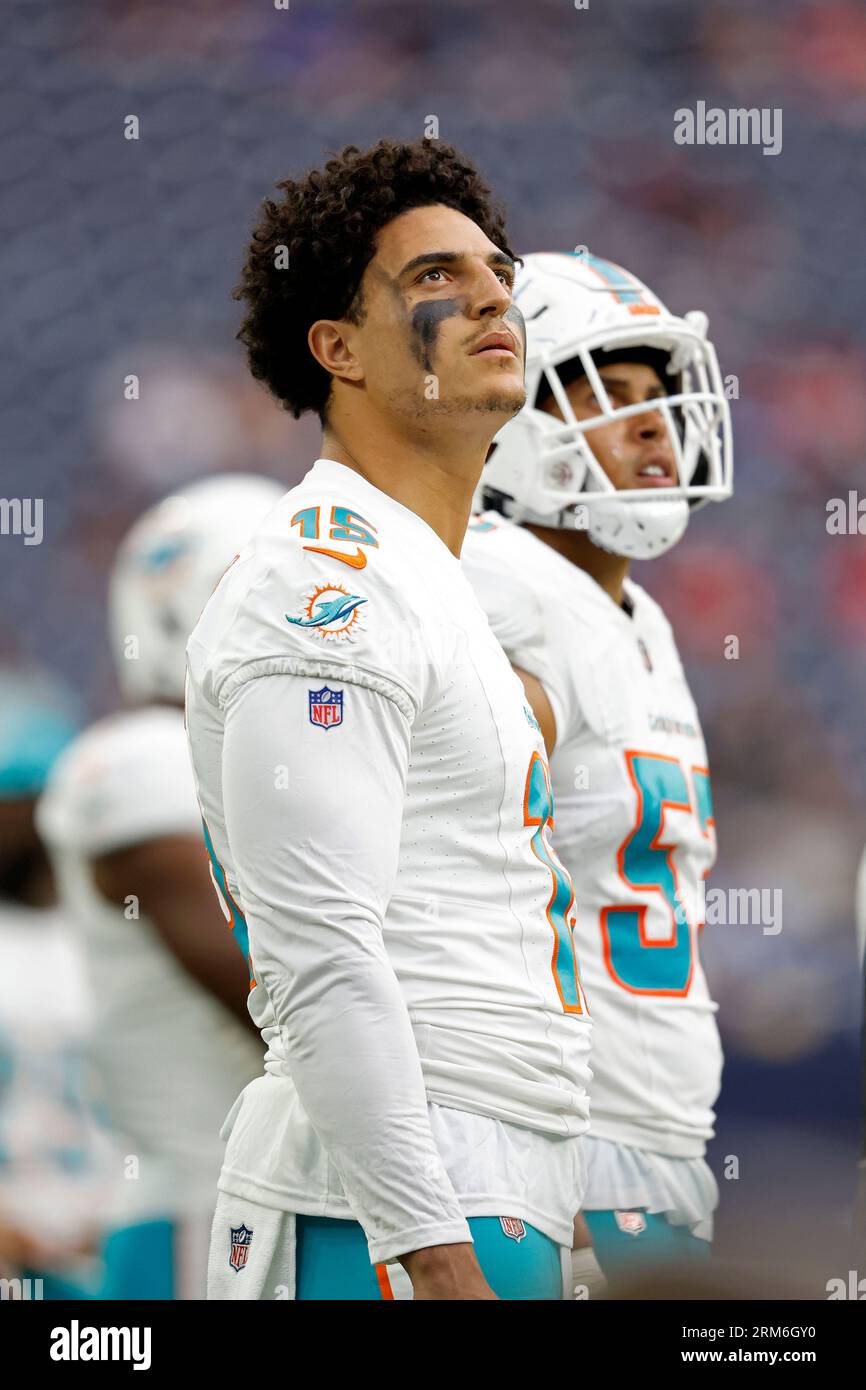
98,1218 -> 176,1300
295,1214 -> 563,1300
583,1209 -> 710,1284
468,1215 -> 563,1300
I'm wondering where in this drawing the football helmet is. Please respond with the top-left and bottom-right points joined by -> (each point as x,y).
479,252 -> 732,559
109,473 -> 285,704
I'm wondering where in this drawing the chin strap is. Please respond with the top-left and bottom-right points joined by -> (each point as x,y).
480,486 -> 579,532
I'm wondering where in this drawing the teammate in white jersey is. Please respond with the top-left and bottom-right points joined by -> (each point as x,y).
37,475 -> 281,1298
186,139 -> 592,1301
0,671 -> 113,1299
462,251 -> 733,1290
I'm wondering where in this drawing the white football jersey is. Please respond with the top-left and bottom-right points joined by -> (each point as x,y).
0,903 -> 113,1247
185,458 -> 593,1258
37,707 -> 263,1222
462,515 -> 723,1161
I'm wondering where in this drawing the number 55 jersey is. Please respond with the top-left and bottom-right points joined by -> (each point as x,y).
462,515 -> 722,1237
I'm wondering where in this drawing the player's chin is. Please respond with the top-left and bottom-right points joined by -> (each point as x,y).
471,366 -> 526,415
482,379 -> 526,417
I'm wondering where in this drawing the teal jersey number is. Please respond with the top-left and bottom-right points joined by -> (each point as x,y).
202,818 -> 254,984
290,505 -> 379,547
523,752 -> 586,1014
600,751 -> 710,996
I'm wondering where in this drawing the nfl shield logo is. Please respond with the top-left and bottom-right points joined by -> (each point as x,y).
229,1223 -> 253,1272
615,1210 -> 647,1237
308,685 -> 343,731
499,1216 -> 527,1243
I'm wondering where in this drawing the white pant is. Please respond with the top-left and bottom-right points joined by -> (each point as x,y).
207,1193 -> 416,1300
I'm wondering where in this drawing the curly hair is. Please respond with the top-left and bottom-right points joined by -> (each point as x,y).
233,139 -> 514,420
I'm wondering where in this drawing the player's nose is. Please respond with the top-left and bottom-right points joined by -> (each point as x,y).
466,260 -> 512,320
633,404 -> 667,439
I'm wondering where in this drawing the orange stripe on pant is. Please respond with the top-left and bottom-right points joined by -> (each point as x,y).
375,1263 -> 394,1300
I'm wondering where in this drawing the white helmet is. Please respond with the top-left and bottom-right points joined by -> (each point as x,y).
109,473 -> 285,704
479,252 -> 733,559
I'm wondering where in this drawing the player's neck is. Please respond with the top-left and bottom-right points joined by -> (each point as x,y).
525,524 -> 631,607
320,412 -> 492,558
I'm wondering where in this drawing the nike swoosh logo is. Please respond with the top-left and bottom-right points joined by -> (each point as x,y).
303,544 -> 368,570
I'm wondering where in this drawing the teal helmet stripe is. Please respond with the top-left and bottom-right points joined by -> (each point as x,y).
571,251 -> 644,306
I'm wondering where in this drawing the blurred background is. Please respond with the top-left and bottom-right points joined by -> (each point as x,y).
1,0 -> 864,1294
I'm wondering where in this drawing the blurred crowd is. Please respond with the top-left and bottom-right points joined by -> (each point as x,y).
1,0 -> 864,1281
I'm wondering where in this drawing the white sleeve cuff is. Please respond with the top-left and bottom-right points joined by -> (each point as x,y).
372,1217 -> 473,1268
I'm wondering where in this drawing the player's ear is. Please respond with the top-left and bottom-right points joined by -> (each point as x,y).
308,320 -> 364,385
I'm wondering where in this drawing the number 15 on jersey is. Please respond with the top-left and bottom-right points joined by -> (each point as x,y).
524,752 -> 589,1017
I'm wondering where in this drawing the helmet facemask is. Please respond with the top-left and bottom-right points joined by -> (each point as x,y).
481,306 -> 732,559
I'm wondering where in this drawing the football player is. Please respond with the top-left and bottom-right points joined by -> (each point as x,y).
0,671 -> 110,1298
186,140 -> 593,1302
37,475 -> 282,1298
462,251 -> 733,1291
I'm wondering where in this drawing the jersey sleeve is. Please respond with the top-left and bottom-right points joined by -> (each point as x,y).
461,528 -> 574,745
36,710 -> 200,858
196,521 -> 439,725
220,671 -> 471,1263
